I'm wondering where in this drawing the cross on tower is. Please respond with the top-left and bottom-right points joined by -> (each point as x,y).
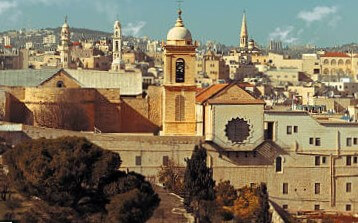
177,0 -> 183,10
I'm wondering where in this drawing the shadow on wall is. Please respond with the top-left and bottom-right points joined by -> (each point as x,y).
6,89 -> 160,134
207,140 -> 288,166
8,94 -> 33,125
120,99 -> 160,134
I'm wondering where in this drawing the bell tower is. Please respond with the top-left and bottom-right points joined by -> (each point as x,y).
59,16 -> 71,68
112,20 -> 124,71
162,8 -> 197,136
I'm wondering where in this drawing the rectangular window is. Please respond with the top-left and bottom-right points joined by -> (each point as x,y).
347,138 -> 352,147
294,126 -> 298,133
322,156 -> 326,164
315,183 -> 320,194
309,137 -> 314,145
346,204 -> 352,211
354,157 -> 358,164
354,138 -> 358,145
347,156 -> 352,166
315,156 -> 320,166
314,205 -> 320,210
346,183 -> 352,193
163,156 -> 169,166
135,156 -> 142,166
283,183 -> 288,194
282,204 -> 288,210
315,138 -> 321,146
287,126 -> 292,135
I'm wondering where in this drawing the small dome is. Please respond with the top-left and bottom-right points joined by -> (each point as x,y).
114,20 -> 121,29
62,22 -> 69,29
167,26 -> 192,41
62,16 -> 69,29
166,9 -> 192,42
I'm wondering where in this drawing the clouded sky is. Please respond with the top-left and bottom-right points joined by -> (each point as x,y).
0,0 -> 355,47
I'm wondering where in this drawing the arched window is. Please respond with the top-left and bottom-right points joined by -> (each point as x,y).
331,59 -> 336,66
175,95 -> 185,121
331,68 -> 336,75
323,59 -> 329,65
115,41 -> 119,52
56,81 -> 64,88
338,59 -> 344,66
175,58 -> 185,83
276,156 -> 282,172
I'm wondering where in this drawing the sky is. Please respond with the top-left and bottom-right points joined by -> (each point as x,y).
0,0 -> 357,47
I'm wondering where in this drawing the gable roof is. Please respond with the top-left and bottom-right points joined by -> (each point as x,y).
39,69 -> 82,87
196,83 -> 265,105
0,68 -> 143,96
64,69 -> 143,95
0,69 -> 57,87
196,84 -> 228,104
321,52 -> 350,58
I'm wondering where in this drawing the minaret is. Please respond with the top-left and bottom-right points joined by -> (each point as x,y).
162,8 -> 197,136
59,16 -> 71,68
111,20 -> 124,71
240,11 -> 248,49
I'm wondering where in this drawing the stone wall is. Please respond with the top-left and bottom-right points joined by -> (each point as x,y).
1,86 -> 160,133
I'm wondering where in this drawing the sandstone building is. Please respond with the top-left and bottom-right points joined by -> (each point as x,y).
1,8 -> 358,217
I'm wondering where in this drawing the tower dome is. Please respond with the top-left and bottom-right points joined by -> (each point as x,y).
62,16 -> 69,29
114,20 -> 121,29
166,9 -> 192,43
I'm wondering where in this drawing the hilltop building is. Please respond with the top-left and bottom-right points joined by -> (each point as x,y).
1,7 -> 358,218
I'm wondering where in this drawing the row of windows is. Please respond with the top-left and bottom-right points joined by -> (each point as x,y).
135,155 -> 169,166
315,155 -> 357,166
282,182 -> 352,195
346,137 -> 358,147
283,204 -> 352,211
322,59 -> 351,66
286,126 -> 298,135
309,137 -> 321,146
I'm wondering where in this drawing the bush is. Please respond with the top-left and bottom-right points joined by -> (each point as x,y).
3,137 -> 160,222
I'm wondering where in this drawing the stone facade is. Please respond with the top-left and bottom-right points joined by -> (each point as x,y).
162,10 -> 198,136
1,86 -> 160,133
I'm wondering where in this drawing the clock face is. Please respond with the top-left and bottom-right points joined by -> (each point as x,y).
176,59 -> 185,83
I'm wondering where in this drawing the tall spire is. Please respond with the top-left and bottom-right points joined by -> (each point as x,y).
175,8 -> 184,27
240,10 -> 248,49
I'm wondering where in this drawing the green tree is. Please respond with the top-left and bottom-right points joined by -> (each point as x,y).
257,183 -> 271,223
183,145 -> 215,222
3,137 -> 160,222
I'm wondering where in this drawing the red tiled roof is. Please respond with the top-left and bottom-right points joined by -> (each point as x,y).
72,41 -> 81,46
196,83 -> 265,105
321,52 -> 350,58
4,45 -> 12,48
196,84 -> 228,104
237,82 -> 255,88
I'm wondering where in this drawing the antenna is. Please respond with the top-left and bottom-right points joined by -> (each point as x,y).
65,15 -> 68,23
116,13 -> 120,21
